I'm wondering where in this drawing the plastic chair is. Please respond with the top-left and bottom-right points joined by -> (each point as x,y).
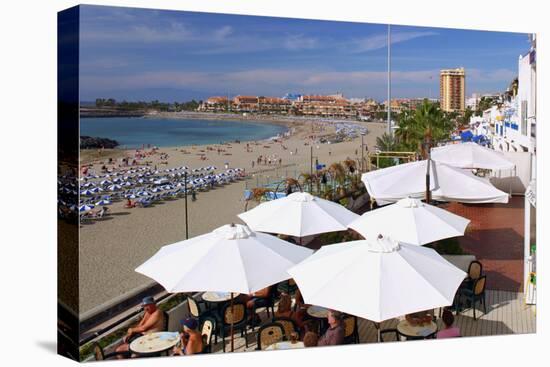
92,343 -> 130,360
214,302 -> 249,352
456,275 -> 487,320
249,289 -> 276,329
256,322 -> 285,350
343,315 -> 359,344
200,317 -> 216,353
379,329 -> 400,342
272,317 -> 297,341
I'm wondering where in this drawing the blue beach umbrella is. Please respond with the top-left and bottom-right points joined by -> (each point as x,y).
95,199 -> 111,206
79,204 -> 95,212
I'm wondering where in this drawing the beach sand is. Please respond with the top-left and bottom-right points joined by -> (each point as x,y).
78,119 -> 386,314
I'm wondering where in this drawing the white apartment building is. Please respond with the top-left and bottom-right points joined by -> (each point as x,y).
492,37 -> 536,154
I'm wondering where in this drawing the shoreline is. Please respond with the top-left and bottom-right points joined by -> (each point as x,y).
79,113 -> 372,165
78,120 -> 387,312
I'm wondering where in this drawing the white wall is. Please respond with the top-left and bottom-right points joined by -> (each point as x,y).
489,151 -> 533,194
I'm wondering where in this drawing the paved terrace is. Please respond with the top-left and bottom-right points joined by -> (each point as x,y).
213,289 -> 535,353
443,197 -> 525,292
212,196 -> 535,353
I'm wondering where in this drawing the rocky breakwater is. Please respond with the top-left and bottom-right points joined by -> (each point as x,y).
80,136 -> 120,149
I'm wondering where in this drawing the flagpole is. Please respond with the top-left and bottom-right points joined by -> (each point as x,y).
387,24 -> 392,136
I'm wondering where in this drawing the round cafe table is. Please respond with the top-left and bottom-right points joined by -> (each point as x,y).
396,319 -> 438,340
306,305 -> 330,334
265,341 -> 305,351
201,291 -> 238,303
306,305 -> 329,319
129,331 -> 180,357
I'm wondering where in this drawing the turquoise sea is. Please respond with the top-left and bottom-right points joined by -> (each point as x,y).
80,117 -> 288,148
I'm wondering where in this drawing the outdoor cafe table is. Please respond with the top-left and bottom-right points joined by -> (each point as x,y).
201,291 -> 238,303
306,305 -> 329,318
306,305 -> 330,333
396,319 -> 438,340
265,341 -> 305,351
129,331 -> 180,357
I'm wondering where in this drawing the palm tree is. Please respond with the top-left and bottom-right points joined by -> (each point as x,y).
244,187 -> 272,211
376,133 -> 399,152
328,162 -> 347,196
395,99 -> 453,158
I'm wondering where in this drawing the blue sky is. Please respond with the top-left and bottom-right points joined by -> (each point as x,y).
79,5 -> 531,102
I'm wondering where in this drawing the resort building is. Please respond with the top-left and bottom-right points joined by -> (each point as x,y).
466,93 -> 480,110
440,67 -> 465,113
294,94 -> 355,118
257,96 -> 292,114
232,95 -> 260,112
198,96 -> 230,112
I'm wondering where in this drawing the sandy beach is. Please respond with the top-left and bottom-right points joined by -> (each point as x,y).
79,116 -> 386,314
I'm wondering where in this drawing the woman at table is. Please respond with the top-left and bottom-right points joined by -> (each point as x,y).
275,294 -> 305,330
172,318 -> 204,356
436,309 -> 461,339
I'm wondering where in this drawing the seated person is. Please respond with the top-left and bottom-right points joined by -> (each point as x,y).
172,318 -> 204,356
239,286 -> 272,321
436,309 -> 461,339
115,296 -> 165,358
303,331 -> 319,347
317,310 -> 345,347
125,198 -> 136,208
275,294 -> 305,329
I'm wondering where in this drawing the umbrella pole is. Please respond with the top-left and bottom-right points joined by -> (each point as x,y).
230,293 -> 235,352
374,321 -> 381,342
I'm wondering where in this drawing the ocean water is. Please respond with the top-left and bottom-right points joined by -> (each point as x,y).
80,117 -> 288,148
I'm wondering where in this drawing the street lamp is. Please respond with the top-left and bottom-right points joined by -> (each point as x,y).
422,135 -> 433,204
360,132 -> 366,173
184,171 -> 189,239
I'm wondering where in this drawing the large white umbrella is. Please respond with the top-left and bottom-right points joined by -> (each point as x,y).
238,192 -> 359,238
136,223 -> 313,352
288,235 -> 466,323
362,160 -> 509,205
136,223 -> 313,293
348,197 -> 470,245
431,142 -> 515,170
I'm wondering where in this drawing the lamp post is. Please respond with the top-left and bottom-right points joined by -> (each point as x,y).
423,136 -> 433,204
387,24 -> 392,136
184,171 -> 189,239
360,132 -> 366,173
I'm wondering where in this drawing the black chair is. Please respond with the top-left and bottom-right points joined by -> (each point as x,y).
214,302 -> 249,352
187,296 -> 214,324
456,275 -> 487,320
200,317 -> 216,353
343,315 -> 360,344
460,261 -> 483,291
273,317 -> 298,341
256,322 -> 285,350
162,310 -> 169,331
92,343 -> 130,360
379,329 -> 400,342
249,289 -> 276,329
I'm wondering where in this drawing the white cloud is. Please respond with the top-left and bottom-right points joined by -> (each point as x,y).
283,34 -> 319,50
212,25 -> 233,40
352,31 -> 438,53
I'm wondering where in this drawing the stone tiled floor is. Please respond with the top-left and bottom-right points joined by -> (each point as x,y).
442,197 -> 525,291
